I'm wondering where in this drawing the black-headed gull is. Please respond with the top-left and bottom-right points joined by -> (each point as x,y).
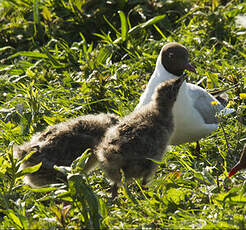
136,42 -> 233,145
97,76 -> 184,198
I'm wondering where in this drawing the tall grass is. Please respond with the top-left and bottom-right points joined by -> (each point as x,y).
0,0 -> 245,228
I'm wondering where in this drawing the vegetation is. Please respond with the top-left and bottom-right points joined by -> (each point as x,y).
0,0 -> 245,228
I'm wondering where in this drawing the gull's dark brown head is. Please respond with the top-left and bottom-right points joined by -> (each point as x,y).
161,42 -> 196,76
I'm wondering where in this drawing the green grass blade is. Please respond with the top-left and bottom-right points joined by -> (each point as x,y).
140,14 -> 166,29
96,46 -> 113,65
16,162 -> 42,177
33,0 -> 40,24
7,210 -> 23,229
103,15 -> 120,36
18,150 -> 38,166
128,14 -> 166,34
8,51 -> 48,59
68,174 -> 101,229
118,10 -> 128,42
153,24 -> 167,39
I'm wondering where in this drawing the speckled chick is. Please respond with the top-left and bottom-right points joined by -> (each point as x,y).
14,113 -> 119,187
96,76 -> 185,197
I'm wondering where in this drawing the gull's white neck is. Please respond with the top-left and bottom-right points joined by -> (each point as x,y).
136,54 -> 177,109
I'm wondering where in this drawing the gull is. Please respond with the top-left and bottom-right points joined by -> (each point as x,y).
136,42 -> 234,148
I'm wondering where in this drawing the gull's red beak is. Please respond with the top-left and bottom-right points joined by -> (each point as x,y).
185,63 -> 196,73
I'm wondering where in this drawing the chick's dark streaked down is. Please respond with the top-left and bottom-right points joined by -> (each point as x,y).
97,76 -> 185,198
14,113 -> 119,187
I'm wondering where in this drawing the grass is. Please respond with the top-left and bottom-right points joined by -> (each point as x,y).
0,0 -> 246,228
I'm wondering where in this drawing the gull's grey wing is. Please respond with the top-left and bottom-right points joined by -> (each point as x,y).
187,83 -> 224,124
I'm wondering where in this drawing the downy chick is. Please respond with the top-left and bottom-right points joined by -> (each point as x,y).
14,113 -> 119,187
97,76 -> 185,198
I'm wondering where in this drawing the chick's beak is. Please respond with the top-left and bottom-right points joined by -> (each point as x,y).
185,63 -> 196,73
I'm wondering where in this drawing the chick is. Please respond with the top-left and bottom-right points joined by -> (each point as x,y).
96,76 -> 185,198
14,113 -> 119,187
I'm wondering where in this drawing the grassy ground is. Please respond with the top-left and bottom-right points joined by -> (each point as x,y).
0,0 -> 245,229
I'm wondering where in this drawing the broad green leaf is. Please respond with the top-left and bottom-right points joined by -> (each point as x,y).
9,51 -> 48,59
27,186 -> 58,193
17,150 -> 38,166
129,14 -> 166,34
140,14 -> 166,29
16,162 -> 42,177
68,174 -> 101,229
99,198 -> 109,226
8,210 -> 23,228
33,0 -> 40,24
118,10 -> 128,41
71,148 -> 92,172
